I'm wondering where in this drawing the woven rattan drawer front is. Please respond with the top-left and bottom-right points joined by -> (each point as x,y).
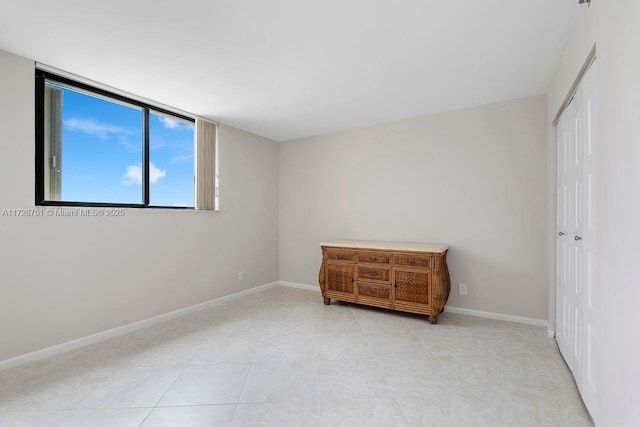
394,270 -> 430,305
358,282 -> 391,300
394,254 -> 432,269
357,252 -> 391,265
326,262 -> 355,294
327,250 -> 356,262
357,266 -> 390,283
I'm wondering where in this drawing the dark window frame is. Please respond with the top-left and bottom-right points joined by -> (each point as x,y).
35,69 -> 195,209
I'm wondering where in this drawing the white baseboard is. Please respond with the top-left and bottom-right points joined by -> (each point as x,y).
547,328 -> 555,338
0,281 -> 280,372
278,281 -> 320,292
444,306 -> 548,328
1,280 -> 550,371
278,281 -> 548,328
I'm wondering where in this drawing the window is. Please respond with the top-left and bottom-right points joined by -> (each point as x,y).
149,111 -> 195,207
35,70 -> 203,209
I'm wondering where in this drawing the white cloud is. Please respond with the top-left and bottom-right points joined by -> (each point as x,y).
122,165 -> 143,185
159,116 -> 182,129
121,162 -> 166,185
64,118 -> 129,139
172,202 -> 191,207
117,136 -> 142,153
171,154 -> 194,164
149,163 -> 167,183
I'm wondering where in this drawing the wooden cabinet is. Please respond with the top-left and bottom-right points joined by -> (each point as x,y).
326,262 -> 355,294
319,240 -> 450,324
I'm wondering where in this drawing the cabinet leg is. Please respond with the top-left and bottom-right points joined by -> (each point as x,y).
427,315 -> 438,324
323,297 -> 331,305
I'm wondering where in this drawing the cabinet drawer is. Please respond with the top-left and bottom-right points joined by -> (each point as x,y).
327,250 -> 356,262
357,252 -> 390,265
357,266 -> 390,282
394,254 -> 432,269
358,282 -> 391,300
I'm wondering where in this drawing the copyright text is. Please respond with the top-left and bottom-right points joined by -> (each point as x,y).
1,208 -> 126,217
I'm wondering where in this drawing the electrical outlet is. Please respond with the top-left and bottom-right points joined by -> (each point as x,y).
238,272 -> 245,282
458,283 -> 468,295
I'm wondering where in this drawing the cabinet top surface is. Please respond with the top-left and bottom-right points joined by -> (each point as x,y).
320,239 -> 448,253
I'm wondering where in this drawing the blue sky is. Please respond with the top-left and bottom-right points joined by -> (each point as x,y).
50,82 -> 195,207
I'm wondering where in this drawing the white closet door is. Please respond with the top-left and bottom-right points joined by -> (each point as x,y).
571,82 -> 585,393
556,98 -> 575,370
580,61 -> 597,419
555,61 -> 597,421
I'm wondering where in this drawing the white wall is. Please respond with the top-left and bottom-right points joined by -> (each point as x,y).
0,50 -> 279,362
548,1 -> 640,424
597,2 -> 640,422
279,95 -> 548,320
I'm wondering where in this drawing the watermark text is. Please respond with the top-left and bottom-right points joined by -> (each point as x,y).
1,208 -> 126,217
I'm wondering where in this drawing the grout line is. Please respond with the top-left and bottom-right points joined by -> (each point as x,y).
66,366 -> 120,412
139,364 -> 189,426
139,314 -> 236,426
396,317 -> 441,426
137,408 -> 154,427
228,338 -> 259,426
350,305 -> 412,427
312,328 -> 321,427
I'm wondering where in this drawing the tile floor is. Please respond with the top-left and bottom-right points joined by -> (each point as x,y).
0,285 -> 593,426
